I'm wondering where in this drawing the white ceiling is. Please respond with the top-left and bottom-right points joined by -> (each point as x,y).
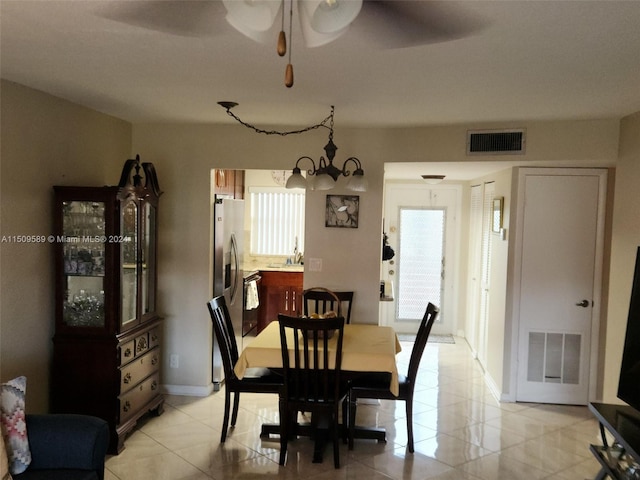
2,1 -> 640,179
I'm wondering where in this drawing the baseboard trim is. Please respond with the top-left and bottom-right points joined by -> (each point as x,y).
161,383 -> 214,397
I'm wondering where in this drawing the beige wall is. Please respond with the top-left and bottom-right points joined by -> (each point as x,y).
131,124 -> 385,393
603,111 -> 640,403
0,80 -> 131,411
1,79 -> 633,408
132,118 -> 619,395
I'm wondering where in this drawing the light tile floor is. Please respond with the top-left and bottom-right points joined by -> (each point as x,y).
105,338 -> 604,479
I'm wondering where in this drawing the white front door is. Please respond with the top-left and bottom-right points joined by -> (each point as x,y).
514,168 -> 607,404
382,182 -> 461,335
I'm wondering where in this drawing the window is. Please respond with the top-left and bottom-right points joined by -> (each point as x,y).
396,207 -> 445,320
250,188 -> 305,256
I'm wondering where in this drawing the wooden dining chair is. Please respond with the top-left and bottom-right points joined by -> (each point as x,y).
348,302 -> 440,452
277,313 -> 348,468
303,287 -> 354,324
207,296 -> 283,443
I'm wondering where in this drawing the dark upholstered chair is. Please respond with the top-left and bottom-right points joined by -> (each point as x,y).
14,414 -> 109,480
277,314 -> 347,468
348,302 -> 439,452
303,288 -> 354,324
207,296 -> 283,443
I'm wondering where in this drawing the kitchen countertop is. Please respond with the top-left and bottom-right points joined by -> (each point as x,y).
253,265 -> 304,273
244,263 -> 304,273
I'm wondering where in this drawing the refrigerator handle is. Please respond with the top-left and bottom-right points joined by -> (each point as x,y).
230,233 -> 239,304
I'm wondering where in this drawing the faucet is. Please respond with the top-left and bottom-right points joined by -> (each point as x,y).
293,236 -> 303,264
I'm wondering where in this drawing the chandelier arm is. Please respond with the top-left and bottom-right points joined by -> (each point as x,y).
294,156 -> 318,176
340,157 -> 363,177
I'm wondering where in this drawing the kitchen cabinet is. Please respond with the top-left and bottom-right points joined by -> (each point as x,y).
51,156 -> 163,454
214,169 -> 244,199
257,271 -> 303,332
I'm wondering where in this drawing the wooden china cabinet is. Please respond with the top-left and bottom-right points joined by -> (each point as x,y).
51,156 -> 163,454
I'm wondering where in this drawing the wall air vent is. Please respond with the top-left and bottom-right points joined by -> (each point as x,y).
467,129 -> 526,155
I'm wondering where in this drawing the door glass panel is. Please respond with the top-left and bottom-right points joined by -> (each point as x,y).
121,201 -> 138,325
142,203 -> 156,315
62,201 -> 105,327
396,208 -> 445,320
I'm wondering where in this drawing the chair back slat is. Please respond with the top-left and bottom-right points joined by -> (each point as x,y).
407,302 -> 440,383
207,296 -> 238,380
303,287 -> 354,324
278,314 -> 345,406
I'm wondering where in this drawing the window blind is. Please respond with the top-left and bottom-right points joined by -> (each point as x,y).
250,188 -> 305,256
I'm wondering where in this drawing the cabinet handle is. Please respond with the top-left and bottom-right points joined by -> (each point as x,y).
151,381 -> 158,391
292,290 -> 296,312
123,401 -> 131,413
123,372 -> 132,384
285,290 -> 289,311
151,333 -> 158,342
124,348 -> 132,358
151,355 -> 158,366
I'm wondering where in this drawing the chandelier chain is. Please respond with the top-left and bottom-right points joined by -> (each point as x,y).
222,105 -> 334,137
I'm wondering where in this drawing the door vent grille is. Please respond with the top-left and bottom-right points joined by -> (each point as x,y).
527,331 -> 581,385
467,129 -> 525,155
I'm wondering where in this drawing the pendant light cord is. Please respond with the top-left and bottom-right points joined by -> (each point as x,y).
288,0 -> 293,65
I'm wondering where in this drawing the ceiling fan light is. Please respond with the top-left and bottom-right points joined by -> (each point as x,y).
314,173 -> 336,190
223,0 -> 281,32
225,15 -> 273,43
301,0 -> 362,34
298,6 -> 348,47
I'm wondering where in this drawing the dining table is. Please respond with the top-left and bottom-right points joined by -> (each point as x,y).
234,321 -> 402,462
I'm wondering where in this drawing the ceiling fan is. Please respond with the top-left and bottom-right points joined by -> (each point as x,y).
97,0 -> 486,86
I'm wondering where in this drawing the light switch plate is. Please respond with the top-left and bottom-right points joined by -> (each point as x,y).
308,258 -> 323,272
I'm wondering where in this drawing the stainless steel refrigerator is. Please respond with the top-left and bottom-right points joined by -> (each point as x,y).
212,197 -> 244,388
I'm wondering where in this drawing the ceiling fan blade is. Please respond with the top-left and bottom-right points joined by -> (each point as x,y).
96,0 -> 226,37
354,0 -> 489,48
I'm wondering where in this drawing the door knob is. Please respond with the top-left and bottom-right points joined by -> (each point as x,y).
576,299 -> 590,308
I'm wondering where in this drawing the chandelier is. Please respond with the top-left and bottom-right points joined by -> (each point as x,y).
218,102 -> 367,192
222,0 -> 363,87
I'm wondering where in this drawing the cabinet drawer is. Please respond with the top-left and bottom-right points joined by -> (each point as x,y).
119,372 -> 160,424
148,327 -> 160,349
119,347 -> 160,393
134,332 -> 149,356
119,340 -> 135,365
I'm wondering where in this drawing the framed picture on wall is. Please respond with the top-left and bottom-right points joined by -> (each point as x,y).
326,195 -> 359,228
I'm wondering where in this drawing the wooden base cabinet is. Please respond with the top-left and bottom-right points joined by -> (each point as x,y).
257,271 -> 303,332
51,157 -> 163,454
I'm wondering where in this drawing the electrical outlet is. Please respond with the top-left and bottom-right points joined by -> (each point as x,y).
170,354 -> 179,368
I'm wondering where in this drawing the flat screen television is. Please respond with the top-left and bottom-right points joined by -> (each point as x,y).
618,246 -> 640,412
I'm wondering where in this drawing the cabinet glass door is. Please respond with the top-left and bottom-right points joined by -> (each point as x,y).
142,203 -> 157,316
62,201 -> 106,327
121,200 -> 138,327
